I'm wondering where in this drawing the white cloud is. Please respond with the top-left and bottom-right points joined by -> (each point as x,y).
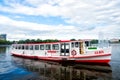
0,0 -> 120,25
0,15 -> 75,31
0,15 -> 79,40
0,0 -> 120,40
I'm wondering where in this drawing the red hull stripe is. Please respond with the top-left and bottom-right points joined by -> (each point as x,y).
12,53 -> 36,59
75,60 -> 110,63
34,53 -> 111,59
70,53 -> 111,58
37,57 -> 110,63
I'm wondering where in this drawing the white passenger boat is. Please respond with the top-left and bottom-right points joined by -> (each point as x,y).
11,40 -> 111,64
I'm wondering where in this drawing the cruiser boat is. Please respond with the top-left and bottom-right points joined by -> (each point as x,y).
11,39 -> 111,64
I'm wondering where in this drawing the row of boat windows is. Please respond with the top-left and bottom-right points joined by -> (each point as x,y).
13,44 -> 59,50
71,42 -> 80,48
13,42 -> 80,50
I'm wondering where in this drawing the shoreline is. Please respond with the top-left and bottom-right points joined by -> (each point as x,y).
0,45 -> 11,47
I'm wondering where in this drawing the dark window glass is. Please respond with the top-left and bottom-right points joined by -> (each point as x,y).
26,45 -> 29,50
85,41 -> 89,46
71,42 -> 74,48
35,45 -> 39,50
46,44 -> 51,50
75,42 -> 79,47
22,45 -> 24,49
30,45 -> 33,50
52,44 -> 59,50
18,46 -> 21,49
65,43 -> 70,53
40,45 -> 44,50
15,46 -> 17,49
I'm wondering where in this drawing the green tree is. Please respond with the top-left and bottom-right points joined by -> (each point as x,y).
0,40 -> 12,45
36,39 -> 42,42
15,39 -> 59,44
90,39 -> 98,44
70,39 -> 76,41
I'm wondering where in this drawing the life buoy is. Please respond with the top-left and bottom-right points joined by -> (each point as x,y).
71,50 -> 77,56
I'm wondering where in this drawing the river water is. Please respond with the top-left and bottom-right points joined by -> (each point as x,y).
0,44 -> 120,80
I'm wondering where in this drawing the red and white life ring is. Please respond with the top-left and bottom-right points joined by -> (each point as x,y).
71,50 -> 77,56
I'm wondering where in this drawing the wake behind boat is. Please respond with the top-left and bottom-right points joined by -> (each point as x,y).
11,39 -> 111,64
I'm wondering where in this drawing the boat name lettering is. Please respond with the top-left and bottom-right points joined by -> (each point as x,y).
95,50 -> 104,54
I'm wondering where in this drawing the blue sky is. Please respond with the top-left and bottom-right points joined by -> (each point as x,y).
0,0 -> 120,41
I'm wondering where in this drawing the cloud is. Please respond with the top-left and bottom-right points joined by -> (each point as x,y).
0,0 -> 120,40
1,0 -> 120,25
0,14 -> 98,40
0,15 -> 78,40
0,15 -> 75,31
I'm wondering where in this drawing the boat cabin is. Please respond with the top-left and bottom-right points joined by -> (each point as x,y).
12,40 -> 85,57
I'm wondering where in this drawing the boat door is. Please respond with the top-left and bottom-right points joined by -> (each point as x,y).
60,43 -> 70,56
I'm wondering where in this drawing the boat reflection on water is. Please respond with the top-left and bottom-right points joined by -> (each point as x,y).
12,57 -> 112,80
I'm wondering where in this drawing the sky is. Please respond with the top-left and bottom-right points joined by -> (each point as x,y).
0,0 -> 120,41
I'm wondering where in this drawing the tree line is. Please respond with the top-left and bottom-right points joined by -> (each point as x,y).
17,39 -> 59,44
0,39 -> 120,45
0,39 -> 59,45
0,39 -> 93,45
0,39 -> 12,45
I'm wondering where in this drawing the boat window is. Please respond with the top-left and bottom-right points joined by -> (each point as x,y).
52,44 -> 59,50
61,44 -> 64,49
40,45 -> 44,50
35,45 -> 39,50
26,45 -> 29,50
30,45 -> 33,50
46,44 -> 51,50
17,45 -> 19,49
65,43 -> 70,53
75,42 -> 79,47
71,42 -> 74,48
22,45 -> 25,50
65,43 -> 69,49
85,41 -> 89,47
18,45 -> 21,49
15,45 -> 17,49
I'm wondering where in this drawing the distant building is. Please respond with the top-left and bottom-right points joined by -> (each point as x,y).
0,34 -> 7,40
110,39 -> 119,43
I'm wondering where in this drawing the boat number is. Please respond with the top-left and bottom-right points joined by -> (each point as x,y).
95,50 -> 104,54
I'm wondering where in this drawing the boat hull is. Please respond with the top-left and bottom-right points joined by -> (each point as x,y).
11,53 -> 111,64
